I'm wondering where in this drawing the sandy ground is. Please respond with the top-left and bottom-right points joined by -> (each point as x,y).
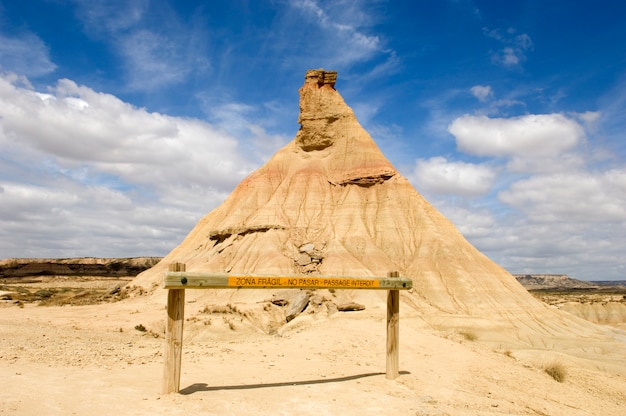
1,292 -> 626,416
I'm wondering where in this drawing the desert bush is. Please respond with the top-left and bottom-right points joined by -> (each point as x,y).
458,329 -> 478,341
134,324 -> 147,332
544,361 -> 567,382
201,304 -> 234,314
222,316 -> 236,330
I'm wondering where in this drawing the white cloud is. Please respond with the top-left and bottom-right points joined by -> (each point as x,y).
71,0 -> 210,91
71,0 -> 148,33
295,0 -> 381,51
119,30 -> 190,89
448,114 -> 585,159
576,111 -> 601,124
0,73 -> 258,257
288,0 -> 394,68
413,156 -> 497,196
505,152 -> 584,173
421,104 -> 625,280
0,33 -> 57,77
483,27 -> 533,69
500,47 -> 520,66
426,202 -> 496,240
1,75 -> 251,182
514,33 -> 533,50
470,85 -> 493,102
498,170 -> 626,223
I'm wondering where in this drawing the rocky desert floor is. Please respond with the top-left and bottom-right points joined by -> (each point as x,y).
1,276 -> 626,416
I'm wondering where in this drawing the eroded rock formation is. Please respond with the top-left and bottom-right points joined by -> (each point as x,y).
134,70 -> 624,348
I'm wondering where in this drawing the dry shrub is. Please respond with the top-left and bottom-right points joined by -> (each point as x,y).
458,329 -> 478,341
544,361 -> 567,382
201,304 -> 236,314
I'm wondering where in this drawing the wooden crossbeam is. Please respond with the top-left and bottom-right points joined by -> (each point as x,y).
163,272 -> 413,290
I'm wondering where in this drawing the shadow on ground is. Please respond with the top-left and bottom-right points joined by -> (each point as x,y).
179,371 -> 411,395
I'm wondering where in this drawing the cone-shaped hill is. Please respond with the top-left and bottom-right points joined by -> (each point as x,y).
134,69 -> 624,350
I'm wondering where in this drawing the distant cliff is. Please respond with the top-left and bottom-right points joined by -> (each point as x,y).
513,274 -> 598,290
0,257 -> 162,278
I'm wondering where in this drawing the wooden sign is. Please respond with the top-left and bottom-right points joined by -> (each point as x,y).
162,264 -> 410,393
163,272 -> 412,290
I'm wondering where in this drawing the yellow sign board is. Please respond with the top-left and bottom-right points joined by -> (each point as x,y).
227,276 -> 380,289
163,271 -> 411,290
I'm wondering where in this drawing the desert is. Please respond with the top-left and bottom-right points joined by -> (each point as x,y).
1,261 -> 625,415
1,70 -> 626,416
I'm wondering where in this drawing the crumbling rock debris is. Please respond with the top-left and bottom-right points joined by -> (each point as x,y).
285,291 -> 310,322
337,302 -> 366,312
108,285 -> 122,296
299,243 -> 315,253
271,290 -> 310,322
293,242 -> 325,273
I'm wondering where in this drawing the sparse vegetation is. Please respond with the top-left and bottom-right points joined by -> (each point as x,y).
134,324 -> 147,332
1,280 -> 130,306
458,329 -> 478,341
201,304 -> 236,314
544,361 -> 567,382
222,316 -> 236,330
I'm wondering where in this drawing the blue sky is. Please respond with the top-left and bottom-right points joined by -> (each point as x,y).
1,0 -> 625,281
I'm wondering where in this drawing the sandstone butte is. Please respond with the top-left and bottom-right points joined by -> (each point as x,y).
134,69 -> 625,367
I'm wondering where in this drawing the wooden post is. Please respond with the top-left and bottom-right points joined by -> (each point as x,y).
386,270 -> 400,379
162,262 -> 186,394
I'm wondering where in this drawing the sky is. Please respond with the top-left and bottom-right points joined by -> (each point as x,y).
1,0 -> 625,281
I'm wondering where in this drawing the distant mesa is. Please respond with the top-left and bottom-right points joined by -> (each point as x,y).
0,257 -> 160,278
513,274 -> 599,290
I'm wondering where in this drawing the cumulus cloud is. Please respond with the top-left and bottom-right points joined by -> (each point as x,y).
413,156 -> 497,196
419,106 -> 625,280
0,73 -> 257,257
448,114 -> 585,159
1,75 -> 251,182
498,170 -> 626,223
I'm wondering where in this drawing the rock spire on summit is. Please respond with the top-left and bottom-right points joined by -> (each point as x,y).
304,69 -> 337,88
